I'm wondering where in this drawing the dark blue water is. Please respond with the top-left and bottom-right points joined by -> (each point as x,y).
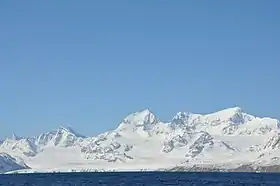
0,172 -> 279,186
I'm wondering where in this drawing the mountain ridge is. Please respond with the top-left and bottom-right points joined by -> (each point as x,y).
1,106 -> 280,173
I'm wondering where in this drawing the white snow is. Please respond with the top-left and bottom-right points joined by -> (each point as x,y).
0,153 -> 29,173
1,106 -> 280,173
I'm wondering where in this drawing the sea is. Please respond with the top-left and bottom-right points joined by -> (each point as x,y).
0,172 -> 279,186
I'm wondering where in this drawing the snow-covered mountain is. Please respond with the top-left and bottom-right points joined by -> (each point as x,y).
1,106 -> 280,173
35,126 -> 86,147
0,153 -> 29,173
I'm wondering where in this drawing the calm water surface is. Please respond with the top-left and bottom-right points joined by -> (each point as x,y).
0,172 -> 279,186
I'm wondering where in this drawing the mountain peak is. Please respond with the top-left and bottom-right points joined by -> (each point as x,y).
58,125 -> 74,133
34,125 -> 86,147
57,125 -> 85,138
116,108 -> 160,133
205,106 -> 254,125
7,133 -> 21,141
123,108 -> 158,124
215,106 -> 243,115
172,111 -> 192,120
136,108 -> 154,115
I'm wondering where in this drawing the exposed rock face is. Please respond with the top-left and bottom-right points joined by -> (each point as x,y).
81,135 -> 134,162
0,153 -> 30,173
262,133 -> 280,150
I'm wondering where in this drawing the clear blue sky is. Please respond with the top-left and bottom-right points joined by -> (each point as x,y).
1,1 -> 280,138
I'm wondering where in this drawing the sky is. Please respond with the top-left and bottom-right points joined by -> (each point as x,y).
0,1 -> 280,138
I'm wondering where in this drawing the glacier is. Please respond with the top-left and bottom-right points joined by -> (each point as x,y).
1,106 -> 280,173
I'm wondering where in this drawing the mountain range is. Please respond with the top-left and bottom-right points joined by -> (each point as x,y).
1,107 -> 280,173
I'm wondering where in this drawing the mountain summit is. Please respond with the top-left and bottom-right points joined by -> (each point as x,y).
116,109 -> 160,134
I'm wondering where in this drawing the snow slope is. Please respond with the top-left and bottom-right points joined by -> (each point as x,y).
1,106 -> 280,173
0,153 -> 29,173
